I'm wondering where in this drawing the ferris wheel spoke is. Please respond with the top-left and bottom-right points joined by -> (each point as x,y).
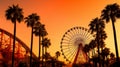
65,33 -> 74,39
63,32 -> 73,39
83,31 -> 90,40
62,46 -> 77,54
83,32 -> 92,42
61,47 -> 70,51
66,46 -> 78,61
62,38 -> 74,43
62,42 -> 72,45
82,29 -> 87,37
86,34 -> 94,41
62,38 -> 70,41
65,31 -> 72,37
78,27 -> 82,36
79,27 -> 84,36
72,27 -> 77,35
63,46 -> 77,59
61,45 -> 74,47
82,30 -> 88,38
68,29 -> 77,38
62,45 -> 74,48
84,32 -> 91,39
66,30 -> 74,37
71,28 -> 77,37
63,34 -> 72,39
62,46 -> 75,52
69,49 -> 78,62
75,27 -> 80,34
63,36 -> 72,40
62,46 -> 76,52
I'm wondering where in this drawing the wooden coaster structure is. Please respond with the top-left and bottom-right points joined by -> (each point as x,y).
0,28 -> 37,66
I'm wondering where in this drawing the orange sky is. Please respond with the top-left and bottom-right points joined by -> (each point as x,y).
0,0 -> 120,62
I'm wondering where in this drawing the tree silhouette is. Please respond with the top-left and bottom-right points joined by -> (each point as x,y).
43,38 -> 51,55
89,40 -> 97,57
5,4 -> 24,67
55,51 -> 61,60
25,13 -> 40,67
40,25 -> 48,67
33,22 -> 48,67
110,53 -> 115,60
101,3 -> 120,62
42,37 -> 51,61
83,44 -> 90,59
101,47 -> 110,67
89,17 -> 105,67
99,30 -> 107,49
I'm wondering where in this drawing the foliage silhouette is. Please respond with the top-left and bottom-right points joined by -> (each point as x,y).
5,4 -> 24,67
89,17 -> 105,67
101,3 -> 120,62
25,13 -> 40,67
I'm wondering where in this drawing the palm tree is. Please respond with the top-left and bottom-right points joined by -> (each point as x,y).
34,22 -> 48,67
55,51 -> 61,60
99,30 -> 107,67
89,40 -> 97,57
42,37 -> 50,67
83,44 -> 90,57
101,3 -> 120,61
25,13 -> 40,67
33,22 -> 44,60
5,4 -> 24,67
101,47 -> 110,67
99,30 -> 107,50
89,18 -> 105,55
41,29 -> 48,67
42,38 -> 51,60
89,17 -> 105,66
110,53 -> 115,60
43,52 -> 51,61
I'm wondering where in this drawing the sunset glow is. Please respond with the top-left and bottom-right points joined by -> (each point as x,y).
0,0 -> 120,63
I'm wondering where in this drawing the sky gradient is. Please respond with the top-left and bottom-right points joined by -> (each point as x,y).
0,0 -> 120,62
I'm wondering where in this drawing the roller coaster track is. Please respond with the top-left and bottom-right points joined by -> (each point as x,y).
0,28 -> 38,60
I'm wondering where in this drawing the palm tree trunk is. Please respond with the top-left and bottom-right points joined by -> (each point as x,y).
45,47 -> 47,61
45,47 -> 47,67
42,37 -> 44,67
96,25 -> 101,67
92,49 -> 95,57
30,27 -> 33,67
38,35 -> 41,67
45,47 -> 47,55
12,21 -> 16,67
111,21 -> 119,62
101,48 -> 105,67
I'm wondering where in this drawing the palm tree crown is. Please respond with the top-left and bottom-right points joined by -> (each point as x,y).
101,3 -> 120,23
33,22 -> 48,37
42,38 -> 51,48
89,17 -> 105,34
5,4 -> 24,23
55,51 -> 61,59
25,13 -> 40,27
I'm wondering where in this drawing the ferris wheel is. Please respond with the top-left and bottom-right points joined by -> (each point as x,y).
60,26 -> 94,64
